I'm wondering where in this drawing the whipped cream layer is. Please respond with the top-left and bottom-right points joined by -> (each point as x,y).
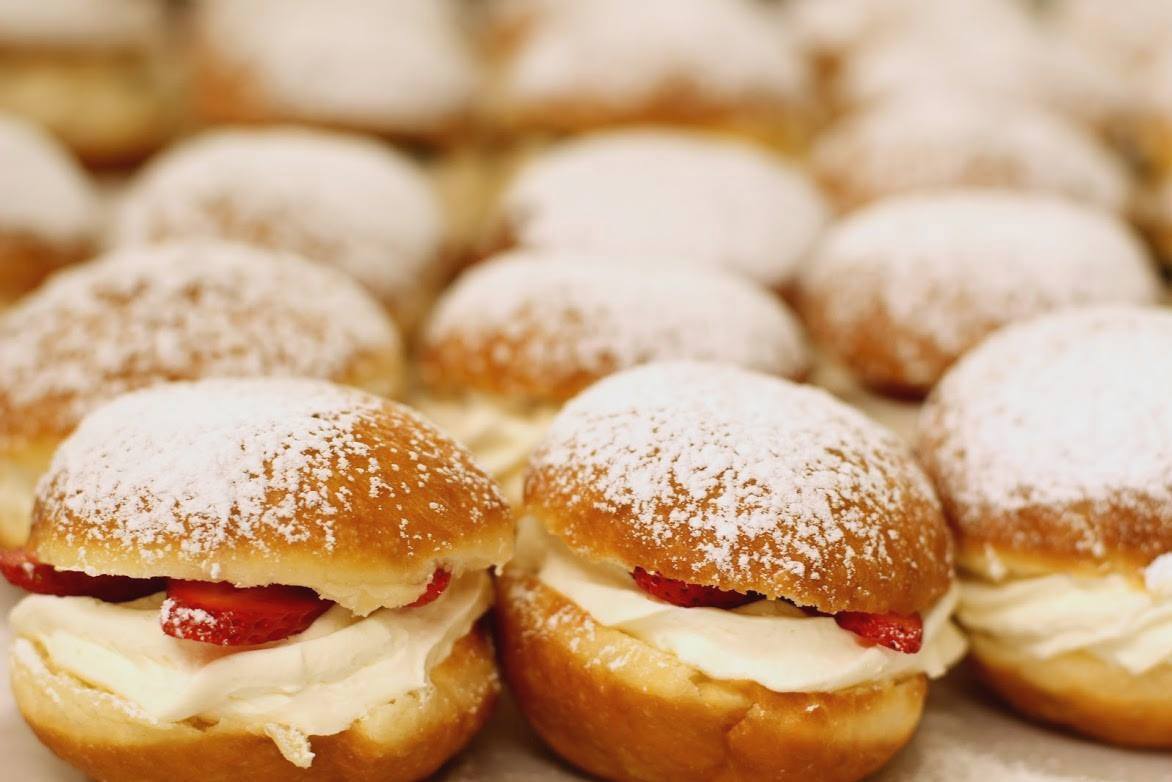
10,571 -> 492,767
960,571 -> 1172,674
521,521 -> 966,693
413,392 -> 558,502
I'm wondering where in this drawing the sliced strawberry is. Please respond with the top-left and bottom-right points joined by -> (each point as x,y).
161,580 -> 332,646
0,550 -> 163,602
408,568 -> 451,607
834,611 -> 923,653
631,567 -> 761,609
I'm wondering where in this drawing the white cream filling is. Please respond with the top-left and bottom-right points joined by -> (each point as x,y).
9,571 -> 493,768
412,392 -> 558,503
959,571 -> 1172,674
522,521 -> 967,693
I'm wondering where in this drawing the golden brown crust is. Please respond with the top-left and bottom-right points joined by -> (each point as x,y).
419,323 -> 600,404
525,499 -> 952,616
0,343 -> 402,450
419,254 -> 811,404
951,523 -> 1169,583
12,624 -> 500,782
0,242 -> 406,448
29,383 -> 513,603
919,463 -> 1172,575
797,289 -> 954,399
496,571 -> 928,782
0,346 -> 401,553
968,633 -> 1172,749
523,364 -> 953,614
915,307 -> 1172,568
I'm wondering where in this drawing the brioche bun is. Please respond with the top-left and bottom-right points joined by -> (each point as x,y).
193,0 -> 476,143
918,306 -> 1172,573
489,0 -> 814,148
28,378 -> 512,612
967,633 -> 1172,749
811,94 -> 1129,212
420,250 -> 810,403
113,127 -> 447,331
496,571 -> 928,782
12,621 -> 500,782
491,129 -> 829,292
798,190 -> 1161,397
526,361 -> 951,614
0,114 -> 97,303
0,0 -> 177,164
0,240 -> 403,549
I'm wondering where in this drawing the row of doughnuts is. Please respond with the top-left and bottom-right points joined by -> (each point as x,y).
3,301 -> 1169,781
0,1 -> 1169,781
3,112 -> 1164,397
1,0 -> 1170,159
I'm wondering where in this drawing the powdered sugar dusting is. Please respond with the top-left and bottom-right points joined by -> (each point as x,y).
113,127 -> 443,309
800,190 -> 1160,387
501,129 -> 829,288
919,307 -> 1172,554
37,379 -> 386,559
504,0 -> 809,110
530,361 -> 943,589
159,598 -> 218,635
834,21 -> 1130,127
199,0 -> 477,131
811,94 -> 1128,211
0,114 -> 98,243
0,240 -> 399,440
423,251 -> 809,395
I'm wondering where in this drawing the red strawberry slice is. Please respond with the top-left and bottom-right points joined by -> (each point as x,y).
161,580 -> 332,646
834,611 -> 923,653
0,550 -> 164,603
408,568 -> 451,608
631,567 -> 761,609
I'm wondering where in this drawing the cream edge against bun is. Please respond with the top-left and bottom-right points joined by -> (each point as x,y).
917,306 -> 1172,747
496,360 -> 967,781
4,378 -> 514,776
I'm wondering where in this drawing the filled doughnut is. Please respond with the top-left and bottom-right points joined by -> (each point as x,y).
487,0 -> 814,147
810,94 -> 1129,212
499,361 -> 966,782
193,0 -> 477,143
917,306 -> 1172,748
489,128 -> 829,293
5,377 -> 513,780
415,250 -> 810,502
831,21 -> 1129,132
0,0 -> 177,164
798,189 -> 1161,397
0,114 -> 98,305
0,240 -> 402,549
113,127 -> 447,330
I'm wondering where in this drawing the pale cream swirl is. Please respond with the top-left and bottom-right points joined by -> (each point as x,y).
9,571 -> 492,767
519,520 -> 967,693
959,572 -> 1172,674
